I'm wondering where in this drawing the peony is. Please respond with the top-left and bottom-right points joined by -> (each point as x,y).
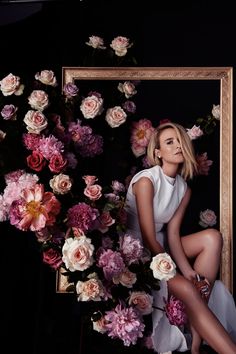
150,253 -> 176,281
199,209 -> 217,228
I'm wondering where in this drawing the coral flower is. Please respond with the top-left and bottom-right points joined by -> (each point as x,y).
9,184 -> 60,231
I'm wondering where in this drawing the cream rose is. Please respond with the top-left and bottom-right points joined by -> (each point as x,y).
212,104 -> 220,120
0,73 -> 24,96
23,110 -> 48,134
62,236 -> 94,272
86,35 -> 106,49
35,70 -> 57,86
28,90 -> 49,111
49,173 -> 72,195
110,36 -> 133,56
76,276 -> 104,301
129,291 -> 153,315
80,94 -> 104,119
150,253 -> 176,281
105,106 -> 127,128
118,81 -> 137,98
199,209 -> 217,228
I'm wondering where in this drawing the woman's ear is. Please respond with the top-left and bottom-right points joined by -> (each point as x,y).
154,148 -> 161,159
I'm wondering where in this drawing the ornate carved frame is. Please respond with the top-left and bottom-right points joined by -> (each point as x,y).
57,67 -> 233,293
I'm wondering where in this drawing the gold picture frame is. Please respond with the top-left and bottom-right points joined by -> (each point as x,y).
57,67 -> 233,294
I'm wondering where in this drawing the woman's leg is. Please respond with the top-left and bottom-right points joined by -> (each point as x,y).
179,228 -> 223,353
168,274 -> 236,354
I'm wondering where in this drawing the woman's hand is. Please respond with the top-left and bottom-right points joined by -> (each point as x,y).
182,269 -> 198,282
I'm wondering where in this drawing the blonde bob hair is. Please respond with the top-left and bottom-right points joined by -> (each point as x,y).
147,122 -> 198,180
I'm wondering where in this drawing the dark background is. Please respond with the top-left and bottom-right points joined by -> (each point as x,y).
0,1 -> 235,353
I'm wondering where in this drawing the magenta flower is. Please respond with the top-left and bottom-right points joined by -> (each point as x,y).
67,202 -> 99,233
165,295 -> 187,326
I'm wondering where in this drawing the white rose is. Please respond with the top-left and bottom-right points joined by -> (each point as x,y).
150,252 -> 176,281
62,236 -> 94,272
49,173 -> 72,194
23,110 -> 48,134
105,106 -> 127,128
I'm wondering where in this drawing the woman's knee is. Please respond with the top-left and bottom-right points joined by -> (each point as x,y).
203,228 -> 223,250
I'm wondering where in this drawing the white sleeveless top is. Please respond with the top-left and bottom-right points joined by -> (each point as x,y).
125,165 -> 187,246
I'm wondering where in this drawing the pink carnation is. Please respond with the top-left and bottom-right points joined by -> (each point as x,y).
67,202 -> 99,233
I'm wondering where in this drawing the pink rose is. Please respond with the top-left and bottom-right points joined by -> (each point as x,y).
27,151 -> 46,172
83,175 -> 98,186
129,291 -> 153,315
186,125 -> 204,140
48,152 -> 67,173
199,209 -> 217,228
105,106 -> 127,128
80,94 -> 104,119
98,211 -> 115,233
113,268 -> 137,288
84,184 -> 102,201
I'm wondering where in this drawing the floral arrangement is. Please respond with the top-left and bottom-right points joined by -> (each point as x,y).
0,35 -> 220,350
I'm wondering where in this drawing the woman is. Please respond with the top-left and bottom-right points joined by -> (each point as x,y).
125,122 -> 236,354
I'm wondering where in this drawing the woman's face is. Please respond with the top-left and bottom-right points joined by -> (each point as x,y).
156,127 -> 184,165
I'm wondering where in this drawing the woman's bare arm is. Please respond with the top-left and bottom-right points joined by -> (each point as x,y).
133,177 -> 164,254
167,186 -> 196,280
